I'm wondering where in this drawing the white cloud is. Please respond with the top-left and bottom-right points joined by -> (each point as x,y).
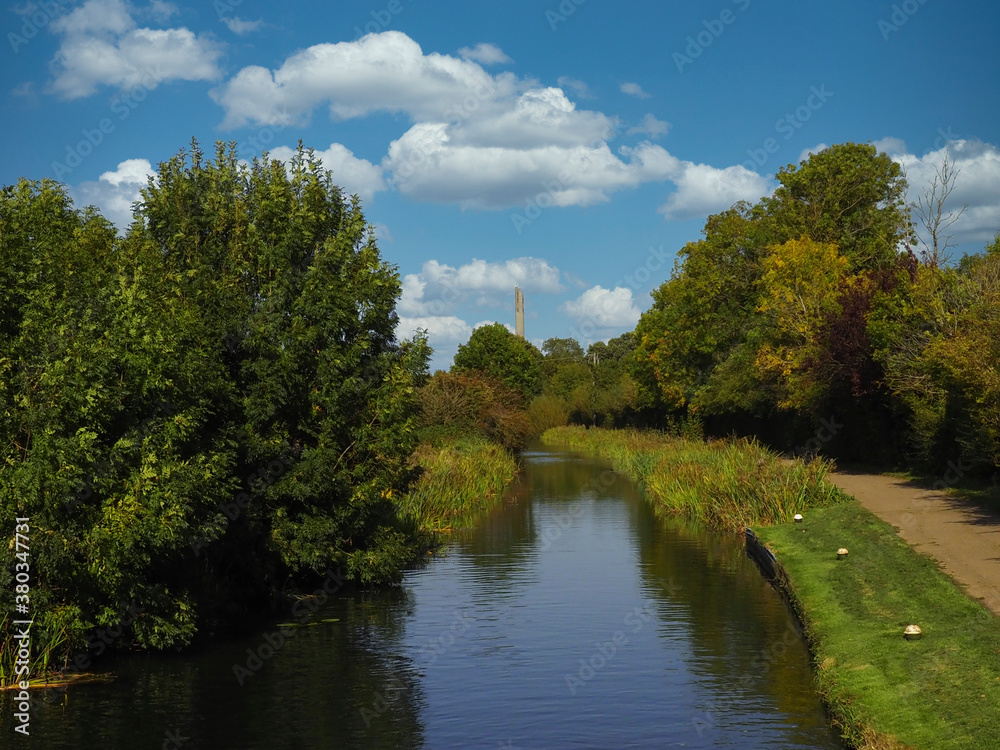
620,82 -> 650,99
628,114 -> 670,139
267,143 -> 386,202
557,76 -> 593,99
212,31 -> 504,128
659,162 -> 773,220
872,137 -> 906,157
396,315 -> 472,344
560,286 -> 642,329
223,17 -> 263,35
895,138 -> 1000,245
72,157 -> 155,228
147,1 -> 178,22
385,124 -> 677,209
213,32 -> 682,210
399,257 -> 565,316
48,0 -> 222,99
458,42 -> 512,65
797,143 -> 829,165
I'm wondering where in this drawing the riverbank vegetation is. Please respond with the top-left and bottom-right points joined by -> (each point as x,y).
399,439 -> 518,535
759,504 -> 1000,750
542,426 -> 848,530
630,143 -> 1000,482
0,141 -> 453,679
0,140 -> 532,682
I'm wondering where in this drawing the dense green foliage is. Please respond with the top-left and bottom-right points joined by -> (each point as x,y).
417,371 -> 530,450
760,505 -> 1000,749
0,142 -> 430,663
452,322 -> 543,400
632,142 -> 1000,475
543,427 -> 848,530
529,332 -> 639,430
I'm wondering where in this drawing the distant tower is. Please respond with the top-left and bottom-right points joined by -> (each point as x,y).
514,286 -> 525,338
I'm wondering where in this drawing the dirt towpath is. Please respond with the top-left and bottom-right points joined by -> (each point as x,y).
828,470 -> 1000,616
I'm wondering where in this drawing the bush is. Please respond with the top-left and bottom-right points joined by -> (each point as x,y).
528,395 -> 571,434
418,372 -> 531,450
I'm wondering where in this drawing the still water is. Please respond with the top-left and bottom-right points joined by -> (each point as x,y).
2,445 -> 844,749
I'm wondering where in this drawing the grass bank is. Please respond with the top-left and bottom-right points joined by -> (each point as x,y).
541,426 -> 847,530
399,438 -> 519,534
759,504 -> 1000,749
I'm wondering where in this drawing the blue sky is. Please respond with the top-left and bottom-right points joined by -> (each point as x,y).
4,0 -> 1000,369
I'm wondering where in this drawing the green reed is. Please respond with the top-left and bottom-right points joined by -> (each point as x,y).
542,426 -> 848,530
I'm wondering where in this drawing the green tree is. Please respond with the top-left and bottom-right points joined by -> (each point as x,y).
452,323 -> 542,400
0,141 -> 429,661
764,142 -> 914,271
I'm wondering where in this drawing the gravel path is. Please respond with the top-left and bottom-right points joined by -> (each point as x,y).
828,470 -> 1000,616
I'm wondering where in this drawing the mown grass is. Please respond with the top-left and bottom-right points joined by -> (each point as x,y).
399,437 -> 519,534
541,426 -> 848,530
759,504 -> 1000,750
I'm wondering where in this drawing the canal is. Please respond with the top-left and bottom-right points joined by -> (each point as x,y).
2,444 -> 844,748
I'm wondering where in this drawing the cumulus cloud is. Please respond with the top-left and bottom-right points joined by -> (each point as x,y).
458,42 -> 512,65
223,17 -> 264,35
213,33 -> 682,209
797,142 -> 829,164
399,257 -> 565,316
147,1 -> 178,22
895,138 -> 1000,245
396,315 -> 472,344
72,157 -> 155,228
560,286 -> 642,329
871,137 -> 906,157
628,114 -> 670,139
659,162 -> 773,220
620,82 -> 650,98
209,31 -> 800,221
212,31 -> 503,128
48,0 -> 222,99
557,76 -> 593,99
267,143 -> 386,202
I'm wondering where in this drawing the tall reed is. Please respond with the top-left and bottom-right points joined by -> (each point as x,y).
399,438 -> 518,533
542,426 -> 847,530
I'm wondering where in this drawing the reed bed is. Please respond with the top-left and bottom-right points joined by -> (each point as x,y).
399,438 -> 519,533
542,426 -> 847,530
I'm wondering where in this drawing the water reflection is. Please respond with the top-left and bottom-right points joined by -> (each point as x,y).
0,443 -> 843,749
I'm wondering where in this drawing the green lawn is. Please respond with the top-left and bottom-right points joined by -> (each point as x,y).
758,503 -> 1000,750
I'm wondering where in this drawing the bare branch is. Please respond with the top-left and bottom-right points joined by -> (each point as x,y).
913,154 -> 968,267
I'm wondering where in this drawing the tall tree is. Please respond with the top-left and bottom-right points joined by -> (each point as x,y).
453,322 -> 542,400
